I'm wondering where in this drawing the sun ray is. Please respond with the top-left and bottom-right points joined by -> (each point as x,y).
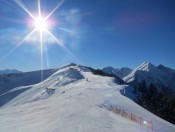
8,0 -> 80,74
44,44 -> 50,68
0,29 -> 36,62
46,29 -> 64,46
57,28 -> 75,34
15,0 -> 35,20
45,0 -> 65,20
46,30 -> 80,63
39,31 -> 44,81
38,0 -> 41,17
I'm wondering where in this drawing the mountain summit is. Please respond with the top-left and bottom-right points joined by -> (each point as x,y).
102,66 -> 115,74
123,62 -> 175,90
136,61 -> 156,71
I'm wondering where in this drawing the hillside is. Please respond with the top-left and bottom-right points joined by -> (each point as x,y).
0,69 -> 56,95
0,64 -> 174,132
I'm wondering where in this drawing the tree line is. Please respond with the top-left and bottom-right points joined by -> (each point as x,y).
87,67 -> 125,84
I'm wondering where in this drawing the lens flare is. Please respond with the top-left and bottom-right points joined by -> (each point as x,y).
0,0 -> 79,81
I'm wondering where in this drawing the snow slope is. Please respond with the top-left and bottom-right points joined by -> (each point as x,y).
0,69 -> 56,95
0,64 -> 174,132
124,62 -> 175,90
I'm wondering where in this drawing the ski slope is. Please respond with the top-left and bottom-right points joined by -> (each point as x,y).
0,64 -> 174,132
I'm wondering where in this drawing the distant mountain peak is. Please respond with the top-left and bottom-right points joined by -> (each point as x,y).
103,66 -> 114,69
113,67 -> 132,79
157,64 -> 168,70
124,61 -> 175,90
0,69 -> 22,75
142,61 -> 154,66
157,64 -> 175,74
119,67 -> 132,71
67,63 -> 77,67
136,61 -> 155,71
157,64 -> 165,68
102,66 -> 115,74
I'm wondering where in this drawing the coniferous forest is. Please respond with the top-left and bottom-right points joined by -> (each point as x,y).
134,80 -> 175,125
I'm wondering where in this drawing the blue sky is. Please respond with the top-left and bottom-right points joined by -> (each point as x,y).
0,0 -> 175,71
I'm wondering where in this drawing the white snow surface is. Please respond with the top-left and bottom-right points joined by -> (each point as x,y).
0,64 -> 175,132
0,69 -> 56,95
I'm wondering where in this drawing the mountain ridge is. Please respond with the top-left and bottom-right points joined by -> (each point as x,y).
0,69 -> 22,75
0,63 -> 174,132
123,61 -> 175,90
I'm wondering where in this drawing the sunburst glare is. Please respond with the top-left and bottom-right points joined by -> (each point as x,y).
34,17 -> 48,32
0,0 -> 79,81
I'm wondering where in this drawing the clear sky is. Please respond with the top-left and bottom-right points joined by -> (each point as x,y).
0,0 -> 175,71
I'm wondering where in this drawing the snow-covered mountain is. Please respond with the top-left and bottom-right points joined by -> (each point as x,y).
102,66 -> 132,80
0,63 -> 174,132
113,67 -> 132,79
102,66 -> 115,74
123,62 -> 175,90
0,69 -> 56,95
0,69 -> 22,75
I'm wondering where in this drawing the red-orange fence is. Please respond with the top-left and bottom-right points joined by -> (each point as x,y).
111,107 -> 153,130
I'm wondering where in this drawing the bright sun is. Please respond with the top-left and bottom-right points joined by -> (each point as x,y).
34,17 -> 48,32
1,0 -> 78,80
